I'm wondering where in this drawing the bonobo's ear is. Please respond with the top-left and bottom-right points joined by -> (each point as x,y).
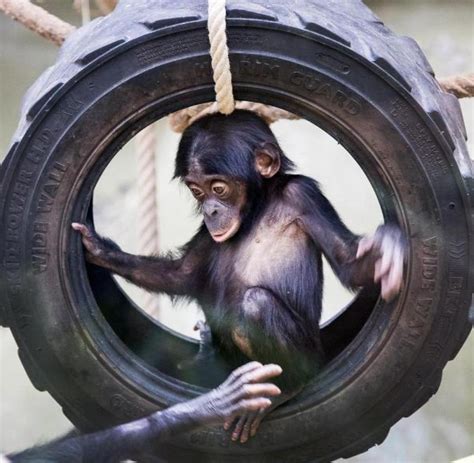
255,143 -> 281,178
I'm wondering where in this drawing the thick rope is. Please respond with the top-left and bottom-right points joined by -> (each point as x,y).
0,0 -> 75,46
439,73 -> 474,99
74,0 -> 116,16
135,125 -> 160,316
73,0 -> 91,24
208,0 -> 235,114
94,0 -> 117,14
169,101 -> 300,133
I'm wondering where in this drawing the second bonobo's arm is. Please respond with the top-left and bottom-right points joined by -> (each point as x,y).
8,362 -> 282,462
288,177 -> 406,301
71,223 -> 211,297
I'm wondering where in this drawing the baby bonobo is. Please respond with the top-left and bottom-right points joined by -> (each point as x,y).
72,110 -> 406,443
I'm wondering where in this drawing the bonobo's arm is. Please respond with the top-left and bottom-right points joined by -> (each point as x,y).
72,223 -> 212,297
8,362 -> 281,462
288,177 -> 406,301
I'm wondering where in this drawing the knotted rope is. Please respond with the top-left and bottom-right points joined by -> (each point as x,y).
169,101 -> 300,133
169,0 -> 298,130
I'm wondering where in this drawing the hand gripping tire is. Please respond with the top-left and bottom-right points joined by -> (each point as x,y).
0,1 -> 472,461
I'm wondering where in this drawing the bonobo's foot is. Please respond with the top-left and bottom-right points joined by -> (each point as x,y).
178,320 -> 215,370
224,388 -> 301,443
356,224 -> 406,301
195,320 -> 213,351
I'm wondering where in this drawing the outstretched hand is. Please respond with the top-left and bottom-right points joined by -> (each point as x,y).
71,222 -> 109,265
356,225 -> 406,301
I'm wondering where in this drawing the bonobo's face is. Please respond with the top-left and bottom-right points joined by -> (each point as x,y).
185,172 -> 246,243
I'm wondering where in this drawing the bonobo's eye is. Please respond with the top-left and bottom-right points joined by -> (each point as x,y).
211,181 -> 229,197
189,186 -> 204,199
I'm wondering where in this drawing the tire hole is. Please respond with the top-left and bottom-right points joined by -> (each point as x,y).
90,117 -> 386,383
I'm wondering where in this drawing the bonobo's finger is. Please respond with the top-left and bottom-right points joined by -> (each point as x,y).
223,362 -> 263,387
381,273 -> 395,301
382,248 -> 404,301
71,222 -> 90,236
223,416 -> 236,431
236,383 -> 281,400
381,269 -> 400,302
375,239 -> 394,281
227,365 -> 282,395
356,235 -> 374,259
240,411 -> 259,443
395,244 -> 405,276
250,408 -> 266,437
374,258 -> 383,283
240,364 -> 283,385
232,398 -> 272,416
72,223 -> 97,244
231,414 -> 247,442
380,240 -> 404,300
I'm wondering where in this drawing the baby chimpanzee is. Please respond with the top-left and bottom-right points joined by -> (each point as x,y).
73,110 -> 405,443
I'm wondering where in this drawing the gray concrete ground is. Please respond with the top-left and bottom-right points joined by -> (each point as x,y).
0,1 -> 473,461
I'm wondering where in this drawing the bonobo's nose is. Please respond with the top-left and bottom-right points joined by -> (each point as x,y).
203,201 -> 221,218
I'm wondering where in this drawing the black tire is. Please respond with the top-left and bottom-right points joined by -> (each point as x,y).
0,1 -> 472,461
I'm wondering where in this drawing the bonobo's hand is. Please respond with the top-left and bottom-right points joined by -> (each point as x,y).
7,363 -> 282,460
192,362 -> 282,426
356,224 -> 406,301
71,222 -> 112,265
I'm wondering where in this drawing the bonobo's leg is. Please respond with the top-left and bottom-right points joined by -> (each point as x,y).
227,287 -> 322,443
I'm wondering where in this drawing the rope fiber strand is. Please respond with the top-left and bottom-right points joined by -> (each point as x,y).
135,125 -> 160,316
0,0 -> 75,46
169,101 -> 300,133
208,0 -> 235,115
439,73 -> 474,99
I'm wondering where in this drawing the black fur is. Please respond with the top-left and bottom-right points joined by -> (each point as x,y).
172,111 -> 362,389
78,110 -> 388,390
175,110 -> 295,180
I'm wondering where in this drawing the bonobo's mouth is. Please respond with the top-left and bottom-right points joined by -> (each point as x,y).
211,220 -> 240,243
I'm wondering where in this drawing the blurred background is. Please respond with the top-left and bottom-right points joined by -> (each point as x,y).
0,0 -> 472,461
